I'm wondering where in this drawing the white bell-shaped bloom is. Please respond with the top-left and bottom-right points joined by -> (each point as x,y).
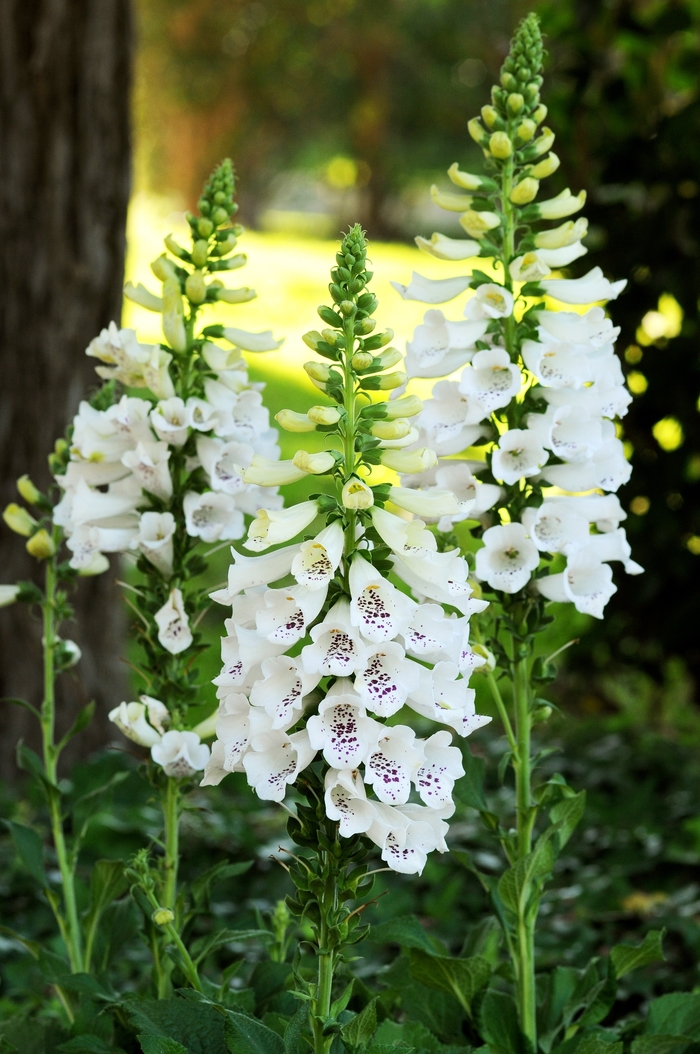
405,309 -> 488,378
250,656 -> 321,729
403,604 -> 461,660
368,801 -> 451,875
214,626 -> 285,688
150,397 -> 192,446
580,528 -> 644,575
255,584 -> 327,646
371,506 -> 438,557
364,724 -> 425,805
291,521 -> 344,591
349,555 -> 418,643
68,477 -> 141,529
529,405 -> 605,463
537,306 -> 620,348
521,339 -> 593,389
463,283 -> 514,320
186,397 -> 221,433
245,500 -> 319,552
540,267 -> 626,305
538,553 -> 617,619
108,698 -> 169,748
183,491 -> 243,542
409,661 -> 491,737
151,730 -> 210,778
392,548 -> 485,616
196,436 -> 253,494
418,380 -> 488,455
390,271 -> 472,304
539,437 -> 632,493
213,543 -> 302,605
492,428 -> 548,486
134,511 -> 176,577
122,441 -> 173,501
543,493 -> 626,533
71,397 -> 152,462
235,483 -> 284,518
324,769 -> 377,837
307,679 -> 379,768
242,727 -> 316,802
302,599 -> 370,677
431,461 -> 502,528
354,642 -> 421,717
415,730 -> 465,807
459,349 -> 522,414
509,252 -> 552,282
388,486 -> 459,518
521,502 -> 591,554
475,522 -> 540,594
154,588 -> 193,654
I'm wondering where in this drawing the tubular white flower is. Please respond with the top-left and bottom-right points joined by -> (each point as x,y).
388,485 -> 459,518
458,348 -> 523,414
537,553 -> 617,619
533,217 -> 588,249
405,310 -> 488,378
221,326 -> 284,352
307,679 -> 379,768
365,724 -> 425,805
368,801 -> 451,875
151,730 -> 210,778
580,528 -> 644,575
349,555 -> 418,643
341,478 -> 374,509
183,490 -> 243,542
380,447 -> 438,474
464,283 -> 514,320
244,456 -> 307,487
324,769 -> 377,837
540,267 -> 627,305
121,441 -> 173,501
390,271 -> 472,304
250,656 -> 321,729
291,521 -> 344,591
537,306 -> 619,347
0,585 -> 20,608
539,437 -> 632,493
522,338 -> 593,390
371,506 -> 438,557
150,397 -> 192,446
521,502 -> 591,554
124,281 -> 163,312
244,500 -> 319,551
108,698 -> 169,748
534,187 -> 586,220
475,523 -> 540,593
415,232 -> 482,261
212,543 -> 302,605
354,642 -> 421,717
197,436 -> 253,494
302,599 -> 370,677
492,428 -> 548,486
509,252 -> 551,282
417,381 -> 488,455
415,730 -> 465,807
255,584 -> 327,646
409,661 -> 491,737
135,511 -> 176,576
155,588 -> 193,655
544,493 -> 626,532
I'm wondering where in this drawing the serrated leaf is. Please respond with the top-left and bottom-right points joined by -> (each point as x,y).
644,992 -> 700,1040
56,1036 -> 121,1053
283,1005 -> 308,1054
369,915 -> 444,954
631,1038 -> 687,1054
574,1036 -> 622,1054
479,989 -> 528,1054
139,1038 -> 189,1054
457,749 -> 488,811
549,792 -> 586,850
6,821 -> 47,886
225,1012 -> 285,1054
341,1000 -> 378,1052
610,929 -> 665,979
126,996 -> 229,1054
407,950 -> 491,1015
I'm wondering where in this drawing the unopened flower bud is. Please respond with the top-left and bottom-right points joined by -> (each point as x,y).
384,394 -> 423,419
515,118 -> 536,143
302,330 -> 322,350
532,704 -> 553,723
214,286 -> 256,304
356,317 -> 376,335
162,277 -> 187,353
472,643 -> 496,673
307,405 -> 341,426
339,300 -> 356,316
185,271 -> 207,304
321,329 -> 341,346
164,234 -> 188,259
26,529 -> 56,560
481,105 -> 499,128
293,450 -> 336,475
467,117 -> 489,146
489,132 -> 512,159
532,103 -> 547,125
370,419 -> 411,440
3,503 -> 37,537
529,153 -> 560,180
304,361 -> 331,383
372,348 -> 403,371
197,218 -> 214,238
152,908 -> 175,927
55,639 -> 81,670
529,127 -> 555,157
447,163 -> 485,191
342,478 -> 374,509
506,92 -> 525,114
151,254 -> 178,282
510,177 -> 539,205
380,447 -> 438,473
17,476 -> 42,506
460,210 -> 501,239
211,206 -> 229,226
78,553 -> 110,576
352,352 -> 374,370
275,409 -> 317,432
534,217 -> 588,249
191,240 -> 209,267
359,370 -> 406,391
501,71 -> 517,91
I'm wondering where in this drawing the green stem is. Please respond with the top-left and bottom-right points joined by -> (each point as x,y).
41,547 -> 84,974
162,777 -> 180,913
311,850 -> 337,1054
512,652 -> 537,1048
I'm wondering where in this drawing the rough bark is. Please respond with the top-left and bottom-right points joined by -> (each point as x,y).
0,0 -> 132,778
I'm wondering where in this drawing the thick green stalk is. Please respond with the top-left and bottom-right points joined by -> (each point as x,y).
512,652 -> 536,1048
41,547 -> 83,974
162,777 -> 180,913
311,851 -> 338,1054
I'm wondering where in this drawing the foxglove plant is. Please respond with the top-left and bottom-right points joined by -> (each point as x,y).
54,160 -> 283,993
392,14 -> 642,1049
204,224 -> 490,1052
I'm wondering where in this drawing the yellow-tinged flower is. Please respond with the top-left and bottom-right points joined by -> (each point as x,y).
380,447 -> 438,473
529,152 -> 560,179
536,188 -> 586,220
342,478 -> 374,510
529,127 -> 555,157
3,503 -> 37,537
447,163 -> 486,190
506,93 -> 525,115
480,105 -> 499,128
185,270 -> 207,304
468,117 -> 489,146
534,217 -> 588,249
532,103 -> 547,124
162,277 -> 187,352
515,118 -> 536,143
26,529 -> 56,560
304,361 -> 331,382
17,476 -> 41,505
244,457 -> 307,487
384,394 -> 423,419
152,909 -> 175,927
164,234 -> 188,259
191,239 -> 209,267
151,254 -> 178,281
351,352 -> 374,370
308,405 -> 341,425
430,186 -> 474,212
370,419 -> 411,440
488,132 -> 512,159
215,286 -> 256,304
459,210 -> 501,239
293,450 -> 336,475
510,178 -> 539,205
276,409 -> 317,432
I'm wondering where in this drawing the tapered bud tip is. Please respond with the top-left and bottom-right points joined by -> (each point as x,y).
307,405 -> 341,425
352,351 -> 374,370
3,503 -> 37,537
26,529 -> 56,560
199,158 -> 236,221
152,908 -> 175,927
17,476 -> 42,506
489,132 -> 513,159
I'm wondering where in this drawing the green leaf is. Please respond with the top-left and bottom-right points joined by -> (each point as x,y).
610,929 -> 665,979
225,1012 -> 285,1054
191,928 -> 269,966
407,950 -> 491,1015
0,925 -> 41,959
479,990 -> 528,1054
369,915 -> 444,954
57,1036 -> 122,1053
126,996 -> 229,1054
575,1036 -> 622,1054
631,1038 -> 687,1054
3,696 -> 41,721
330,979 -> 355,1019
283,1005 -> 308,1054
139,1038 -> 189,1054
341,1000 -> 377,1052
451,849 -> 491,894
191,861 -> 253,907
549,792 -> 587,851
645,992 -> 700,1040
456,749 -> 488,811
6,821 -> 46,885
56,701 -> 95,753
83,860 -> 128,960
497,837 -> 555,916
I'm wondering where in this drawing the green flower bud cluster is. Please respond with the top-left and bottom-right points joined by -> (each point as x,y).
195,156 -> 237,227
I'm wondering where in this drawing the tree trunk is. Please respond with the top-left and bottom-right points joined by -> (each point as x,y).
0,0 -> 132,779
